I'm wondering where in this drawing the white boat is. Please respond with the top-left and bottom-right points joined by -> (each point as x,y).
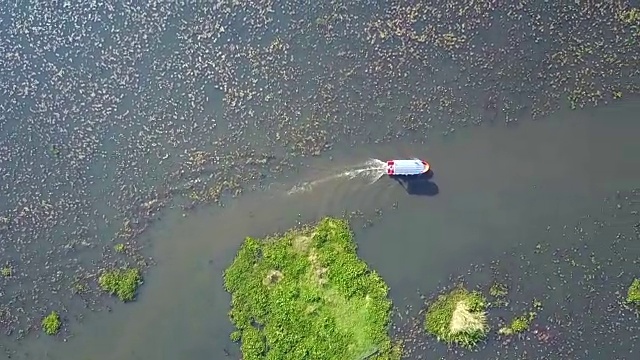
386,158 -> 430,176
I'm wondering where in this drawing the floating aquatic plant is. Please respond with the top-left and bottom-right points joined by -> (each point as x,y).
499,314 -> 534,335
1,266 -> 11,277
498,299 -> 542,335
42,311 -> 61,335
114,243 -> 126,253
489,282 -> 508,298
98,267 -> 143,302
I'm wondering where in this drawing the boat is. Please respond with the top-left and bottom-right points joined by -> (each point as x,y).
386,158 -> 430,176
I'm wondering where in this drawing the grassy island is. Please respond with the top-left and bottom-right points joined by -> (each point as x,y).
98,267 -> 143,302
424,287 -> 489,348
627,278 -> 640,306
223,217 -> 400,360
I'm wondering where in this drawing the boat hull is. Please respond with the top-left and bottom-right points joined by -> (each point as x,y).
386,159 -> 430,176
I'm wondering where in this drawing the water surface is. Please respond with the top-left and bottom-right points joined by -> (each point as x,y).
20,99 -> 640,360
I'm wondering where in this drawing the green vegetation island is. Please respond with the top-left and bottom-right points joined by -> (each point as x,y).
424,287 -> 489,348
223,217 -> 401,360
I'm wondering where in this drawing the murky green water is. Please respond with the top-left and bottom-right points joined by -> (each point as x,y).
10,99 -> 637,360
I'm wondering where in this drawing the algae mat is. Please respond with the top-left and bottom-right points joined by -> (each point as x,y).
223,217 -> 400,360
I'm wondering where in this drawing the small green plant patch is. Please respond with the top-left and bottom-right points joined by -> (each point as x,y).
114,243 -> 126,253
498,299 -> 541,335
1,266 -> 11,277
511,316 -> 530,332
627,278 -> 640,306
223,217 -> 401,360
489,282 -> 508,298
488,282 -> 509,307
424,287 -> 489,348
42,311 -> 61,335
98,267 -> 143,302
498,314 -> 532,335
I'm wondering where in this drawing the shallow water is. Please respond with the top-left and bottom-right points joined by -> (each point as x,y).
7,99 -> 637,359
2,2 -> 640,356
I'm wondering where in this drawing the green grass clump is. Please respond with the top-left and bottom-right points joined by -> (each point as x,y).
1,266 -> 11,277
98,267 -> 143,302
114,243 -> 126,253
618,8 -> 640,24
424,287 -> 489,348
42,311 -> 61,335
510,316 -> 530,332
223,217 -> 400,360
498,314 -> 532,335
627,279 -> 640,306
498,299 -> 541,336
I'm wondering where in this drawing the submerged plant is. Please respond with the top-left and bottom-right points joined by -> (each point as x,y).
223,217 -> 400,360
489,282 -> 508,297
98,267 -> 143,302
42,311 -> 61,335
424,287 -> 489,348
488,282 -> 509,307
71,280 -> 88,295
627,278 -> 640,306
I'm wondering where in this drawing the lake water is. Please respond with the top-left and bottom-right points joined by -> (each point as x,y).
2,1 -> 640,358
9,99 -> 638,360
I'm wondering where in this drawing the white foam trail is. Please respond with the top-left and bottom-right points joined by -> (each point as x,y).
287,158 -> 387,195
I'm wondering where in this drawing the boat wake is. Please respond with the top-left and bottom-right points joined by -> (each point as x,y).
286,159 -> 387,195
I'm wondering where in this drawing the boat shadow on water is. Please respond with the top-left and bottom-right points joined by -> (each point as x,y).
391,170 -> 439,196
